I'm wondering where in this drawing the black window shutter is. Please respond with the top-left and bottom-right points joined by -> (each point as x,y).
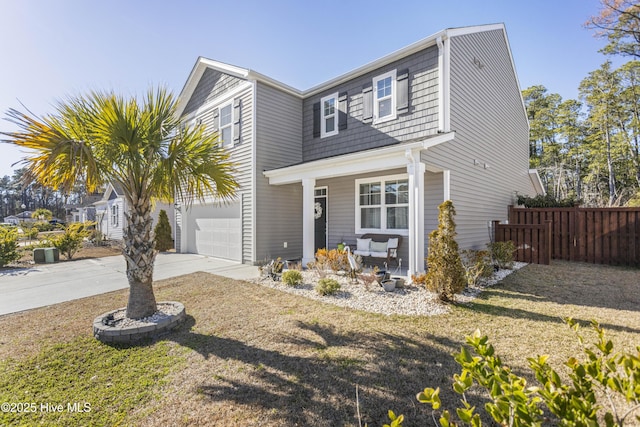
212,108 -> 219,132
233,98 -> 241,143
312,102 -> 321,138
362,84 -> 373,123
397,68 -> 409,114
338,92 -> 348,130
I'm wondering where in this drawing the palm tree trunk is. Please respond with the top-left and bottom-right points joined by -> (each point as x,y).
123,196 -> 158,319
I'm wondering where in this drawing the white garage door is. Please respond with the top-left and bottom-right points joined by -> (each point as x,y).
185,202 -> 242,261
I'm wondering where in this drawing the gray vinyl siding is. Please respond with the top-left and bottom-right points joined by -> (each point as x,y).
178,73 -> 254,262
254,82 -> 304,262
182,68 -> 244,115
423,29 -> 533,249
316,168 -> 409,266
302,46 -> 440,162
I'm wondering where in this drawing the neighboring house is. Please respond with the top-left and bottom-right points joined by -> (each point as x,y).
3,215 -> 20,225
66,191 -> 103,223
174,23 -> 543,276
94,183 -> 175,242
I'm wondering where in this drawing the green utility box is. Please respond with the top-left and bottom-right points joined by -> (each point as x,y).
33,247 -> 60,264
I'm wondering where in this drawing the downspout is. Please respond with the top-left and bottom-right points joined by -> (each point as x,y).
437,35 -> 451,133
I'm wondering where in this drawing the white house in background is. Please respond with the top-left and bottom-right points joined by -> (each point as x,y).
3,215 -> 20,225
94,183 -> 175,242
174,23 -> 543,276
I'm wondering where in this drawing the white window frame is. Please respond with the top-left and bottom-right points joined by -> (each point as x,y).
111,204 -> 119,226
373,69 -> 397,124
355,173 -> 409,235
320,92 -> 339,138
219,100 -> 234,148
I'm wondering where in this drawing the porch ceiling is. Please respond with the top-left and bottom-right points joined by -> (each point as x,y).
264,132 -> 455,185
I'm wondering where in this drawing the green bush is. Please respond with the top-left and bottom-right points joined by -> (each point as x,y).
460,249 -> 493,286
516,193 -> 580,208
0,228 -> 21,267
316,278 -> 340,296
424,200 -> 466,302
153,209 -> 173,251
26,227 -> 39,240
281,270 -> 303,286
410,319 -> 640,427
31,221 -> 56,232
51,222 -> 93,259
487,241 -> 516,269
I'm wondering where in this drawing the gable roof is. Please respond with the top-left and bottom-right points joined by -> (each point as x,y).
176,23 -> 514,116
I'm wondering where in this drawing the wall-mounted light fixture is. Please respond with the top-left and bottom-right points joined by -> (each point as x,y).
484,163 -> 490,169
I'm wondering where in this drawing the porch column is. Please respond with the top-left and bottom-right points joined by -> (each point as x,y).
406,153 -> 425,277
302,178 -> 316,267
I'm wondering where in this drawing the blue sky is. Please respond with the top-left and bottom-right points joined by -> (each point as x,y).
0,0 -> 621,178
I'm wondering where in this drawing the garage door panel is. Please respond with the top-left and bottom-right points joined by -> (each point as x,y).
185,203 -> 242,261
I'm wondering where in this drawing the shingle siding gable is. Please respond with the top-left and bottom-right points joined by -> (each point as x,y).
302,45 -> 440,162
182,68 -> 244,116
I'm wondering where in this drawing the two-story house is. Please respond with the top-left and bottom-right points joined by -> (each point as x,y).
174,23 -> 542,277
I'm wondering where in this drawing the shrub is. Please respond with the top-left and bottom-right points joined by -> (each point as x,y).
31,221 -> 56,232
516,193 -> 580,208
26,227 -> 39,240
487,241 -> 516,269
153,209 -> 173,251
281,270 -> 303,286
315,248 -> 348,272
51,222 -> 93,259
0,227 -> 21,267
460,249 -> 493,286
424,200 -> 466,302
410,319 -> 640,427
316,278 -> 340,296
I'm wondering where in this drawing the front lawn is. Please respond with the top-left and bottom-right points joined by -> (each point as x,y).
0,261 -> 638,426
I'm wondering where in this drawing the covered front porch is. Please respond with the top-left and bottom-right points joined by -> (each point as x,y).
264,133 -> 454,278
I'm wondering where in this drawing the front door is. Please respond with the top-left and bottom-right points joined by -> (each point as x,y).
314,187 -> 327,252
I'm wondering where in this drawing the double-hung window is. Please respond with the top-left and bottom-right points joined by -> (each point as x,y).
356,175 -> 408,234
219,101 -> 233,147
373,70 -> 397,123
111,205 -> 118,226
320,92 -> 338,138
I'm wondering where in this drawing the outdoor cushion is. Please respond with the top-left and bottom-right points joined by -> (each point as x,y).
356,238 -> 371,252
370,241 -> 388,252
387,237 -> 399,249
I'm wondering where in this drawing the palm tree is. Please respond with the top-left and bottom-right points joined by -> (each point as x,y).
1,88 -> 238,319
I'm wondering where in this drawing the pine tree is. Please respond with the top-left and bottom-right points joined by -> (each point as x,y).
425,200 -> 466,302
153,210 -> 173,252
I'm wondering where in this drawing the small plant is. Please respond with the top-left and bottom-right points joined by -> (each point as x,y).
153,209 -> 173,251
404,319 -> 640,426
0,227 -> 21,267
357,270 -> 378,291
51,222 -> 94,259
460,249 -> 493,286
424,200 -> 466,302
315,248 -> 348,272
316,278 -> 340,296
487,241 -> 516,269
281,270 -> 303,286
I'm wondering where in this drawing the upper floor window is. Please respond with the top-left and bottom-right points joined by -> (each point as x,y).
373,70 -> 397,123
321,92 -> 339,138
219,102 -> 233,147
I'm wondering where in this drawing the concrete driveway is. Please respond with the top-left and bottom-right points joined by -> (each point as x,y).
0,253 -> 259,316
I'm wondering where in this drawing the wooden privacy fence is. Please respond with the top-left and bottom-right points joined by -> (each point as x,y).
504,205 -> 640,266
493,220 -> 552,265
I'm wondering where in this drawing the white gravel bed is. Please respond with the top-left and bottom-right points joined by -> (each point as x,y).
111,302 -> 183,327
254,262 -> 527,316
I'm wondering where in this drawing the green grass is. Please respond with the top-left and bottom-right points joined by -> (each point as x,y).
0,336 -> 185,426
